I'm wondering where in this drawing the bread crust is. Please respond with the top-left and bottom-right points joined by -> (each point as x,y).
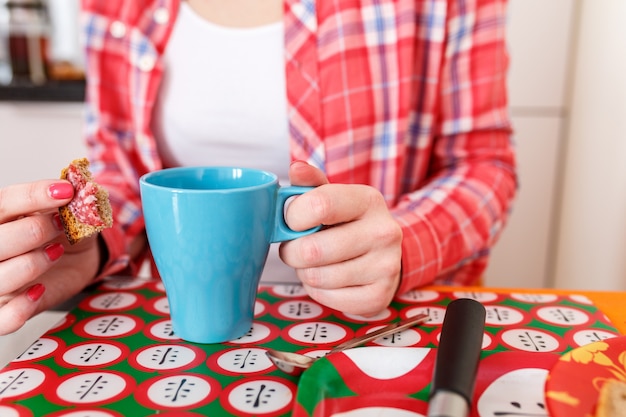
58,158 -> 113,244
596,379 -> 626,417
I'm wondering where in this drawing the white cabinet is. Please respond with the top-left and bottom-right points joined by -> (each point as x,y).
484,0 -> 575,287
506,0 -> 575,109
484,115 -> 563,288
0,102 -> 86,187
552,0 -> 626,291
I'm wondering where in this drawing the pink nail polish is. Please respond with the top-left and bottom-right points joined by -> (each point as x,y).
48,182 -> 74,199
26,284 -> 45,302
44,243 -> 64,261
52,213 -> 64,231
290,160 -> 308,167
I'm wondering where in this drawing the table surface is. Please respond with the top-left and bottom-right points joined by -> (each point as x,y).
0,277 -> 623,417
431,285 -> 626,334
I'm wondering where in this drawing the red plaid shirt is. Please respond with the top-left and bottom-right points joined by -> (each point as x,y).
82,0 -> 516,293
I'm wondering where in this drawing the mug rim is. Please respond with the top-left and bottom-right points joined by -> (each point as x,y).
139,166 -> 278,192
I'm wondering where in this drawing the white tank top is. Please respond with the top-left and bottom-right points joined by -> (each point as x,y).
151,2 -> 296,283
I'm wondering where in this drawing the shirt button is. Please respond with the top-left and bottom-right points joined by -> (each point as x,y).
138,55 -> 155,72
110,20 -> 127,38
153,7 -> 170,24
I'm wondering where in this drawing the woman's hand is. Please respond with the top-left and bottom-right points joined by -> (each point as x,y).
280,161 -> 403,316
0,180 -> 100,334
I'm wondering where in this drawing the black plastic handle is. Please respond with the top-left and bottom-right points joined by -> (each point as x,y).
430,298 -> 486,405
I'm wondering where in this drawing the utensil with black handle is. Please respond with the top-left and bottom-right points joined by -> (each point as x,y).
427,298 -> 486,417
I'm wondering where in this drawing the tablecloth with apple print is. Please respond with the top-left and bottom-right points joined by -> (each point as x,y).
0,275 -> 620,417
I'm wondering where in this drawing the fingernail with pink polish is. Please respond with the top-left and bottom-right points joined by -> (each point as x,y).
48,182 -> 74,199
26,284 -> 45,302
52,213 -> 64,231
290,160 -> 310,170
44,243 -> 64,261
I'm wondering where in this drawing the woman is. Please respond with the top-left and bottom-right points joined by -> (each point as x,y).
0,0 -> 516,335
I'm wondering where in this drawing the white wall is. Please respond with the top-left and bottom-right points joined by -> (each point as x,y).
486,0 -> 626,291
552,0 -> 626,290
484,0 -> 575,288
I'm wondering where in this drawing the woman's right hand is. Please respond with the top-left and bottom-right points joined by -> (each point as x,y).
0,180 -> 101,335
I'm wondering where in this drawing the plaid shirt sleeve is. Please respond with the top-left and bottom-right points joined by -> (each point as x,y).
394,0 -> 516,292
285,0 -> 516,293
80,0 -> 178,278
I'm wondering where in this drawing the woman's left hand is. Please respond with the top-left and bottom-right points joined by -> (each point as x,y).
280,161 -> 403,316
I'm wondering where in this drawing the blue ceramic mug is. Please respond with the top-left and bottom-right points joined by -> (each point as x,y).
139,166 -> 320,343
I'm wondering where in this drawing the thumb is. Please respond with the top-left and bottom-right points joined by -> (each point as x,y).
288,161 -> 329,186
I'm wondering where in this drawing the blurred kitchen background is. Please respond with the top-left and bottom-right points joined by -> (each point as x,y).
1,0 -> 625,292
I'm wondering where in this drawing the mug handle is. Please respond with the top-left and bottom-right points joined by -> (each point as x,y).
271,186 -> 322,242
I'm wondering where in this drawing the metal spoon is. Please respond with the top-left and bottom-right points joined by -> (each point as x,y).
265,312 -> 430,376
